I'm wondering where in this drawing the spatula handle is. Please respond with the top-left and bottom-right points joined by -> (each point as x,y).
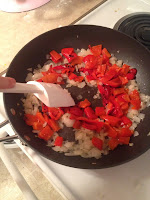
0,83 -> 41,93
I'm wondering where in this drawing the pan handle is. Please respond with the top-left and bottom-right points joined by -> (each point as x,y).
0,135 -> 18,142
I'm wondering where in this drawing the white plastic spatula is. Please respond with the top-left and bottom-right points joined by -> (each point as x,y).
0,81 -> 75,107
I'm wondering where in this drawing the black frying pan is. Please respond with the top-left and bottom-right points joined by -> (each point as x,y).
4,25 -> 150,169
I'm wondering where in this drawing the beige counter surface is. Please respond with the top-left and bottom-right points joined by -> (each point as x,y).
0,0 -> 105,73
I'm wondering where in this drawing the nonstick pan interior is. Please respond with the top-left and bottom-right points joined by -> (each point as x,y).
4,25 -> 150,169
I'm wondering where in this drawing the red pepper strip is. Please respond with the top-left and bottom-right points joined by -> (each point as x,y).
68,107 -> 83,117
119,127 -> 133,137
78,99 -> 91,108
68,73 -> 77,80
121,116 -> 132,127
43,113 -> 49,123
38,125 -> 53,141
110,64 -> 121,73
36,112 -> 46,124
121,103 -> 129,112
89,44 -> 102,56
71,56 -> 83,65
32,122 -> 44,131
101,115 -> 121,127
24,114 -> 38,126
92,137 -> 103,150
108,138 -> 119,150
84,107 -> 97,120
61,48 -> 77,63
50,50 -> 62,63
95,107 -> 106,117
102,54 -> 109,64
96,64 -> 107,77
73,120 -> 82,129
86,75 -> 96,82
53,65 -> 65,71
48,108 -> 64,120
129,68 -> 137,75
113,88 -> 126,96
119,76 -> 128,85
126,73 -> 136,80
42,103 -> 48,113
77,117 -> 104,132
105,77 -> 122,87
97,57 -> 103,65
107,126 -> 118,138
105,102 -> 114,115
100,69 -> 117,84
74,76 -> 84,82
118,137 -> 130,145
41,73 -> 60,83
102,48 -> 111,58
82,122 -> 97,131
54,136 -> 63,146
48,119 -> 60,132
83,55 -> 98,69
119,64 -> 130,76
129,89 -> 141,110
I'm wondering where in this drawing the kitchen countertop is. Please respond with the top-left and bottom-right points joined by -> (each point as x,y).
0,0 -> 105,73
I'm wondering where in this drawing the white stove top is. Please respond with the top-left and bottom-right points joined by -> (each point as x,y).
1,0 -> 150,199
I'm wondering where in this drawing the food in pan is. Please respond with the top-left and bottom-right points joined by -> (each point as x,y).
22,44 -> 150,159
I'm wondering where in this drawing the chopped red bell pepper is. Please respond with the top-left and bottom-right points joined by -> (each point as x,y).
119,64 -> 130,76
96,64 -> 107,77
42,103 -> 48,113
108,126 -> 118,138
48,107 -> 64,120
53,65 -> 65,71
24,114 -> 38,126
119,76 -> 128,85
36,78 -> 43,82
92,137 -> 103,150
38,125 -> 53,141
48,119 -> 60,132
102,48 -> 111,58
108,138 -> 119,150
54,136 -> 63,146
43,113 -> 49,123
106,77 -> 122,87
100,69 -> 117,84
73,120 -> 82,129
129,89 -> 141,110
86,75 -> 96,82
89,44 -> 102,56
126,73 -> 136,80
102,115 -> 121,127
74,76 -> 84,82
113,88 -> 126,96
83,55 -> 97,69
118,137 -> 130,145
71,56 -> 83,65
68,106 -> 83,117
41,73 -> 60,83
121,102 -> 129,111
36,112 -> 46,124
84,107 -> 97,120
82,122 -> 97,131
32,122 -> 44,131
129,68 -> 137,75
105,102 -> 114,115
78,99 -> 91,108
50,50 -> 62,63
95,107 -> 106,116
119,127 -> 133,137
68,73 -> 77,80
121,116 -> 132,127
61,48 -> 77,63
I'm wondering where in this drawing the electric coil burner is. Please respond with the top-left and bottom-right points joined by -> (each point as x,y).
114,13 -> 150,50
